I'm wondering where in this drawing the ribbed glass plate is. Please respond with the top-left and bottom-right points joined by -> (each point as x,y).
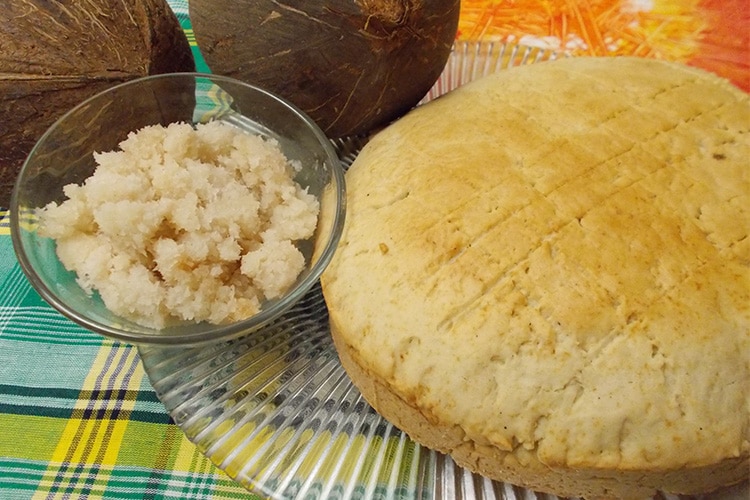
138,41 -> 748,500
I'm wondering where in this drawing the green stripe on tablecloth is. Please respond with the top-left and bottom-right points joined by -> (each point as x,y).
0,386 -> 170,424
1,309 -> 111,345
1,337 -> 103,387
169,0 -> 211,74
0,460 -> 255,499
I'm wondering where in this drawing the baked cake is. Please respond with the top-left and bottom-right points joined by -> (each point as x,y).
319,56 -> 749,498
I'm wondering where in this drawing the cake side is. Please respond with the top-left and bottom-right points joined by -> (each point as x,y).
331,319 -> 750,498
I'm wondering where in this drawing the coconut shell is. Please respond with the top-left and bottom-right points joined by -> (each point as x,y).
0,0 -> 196,208
190,0 -> 460,139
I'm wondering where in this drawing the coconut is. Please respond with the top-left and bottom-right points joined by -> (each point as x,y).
190,0 -> 460,139
0,0 -> 196,208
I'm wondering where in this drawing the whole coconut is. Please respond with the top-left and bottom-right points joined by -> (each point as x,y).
191,0 -> 460,138
0,0 -> 196,207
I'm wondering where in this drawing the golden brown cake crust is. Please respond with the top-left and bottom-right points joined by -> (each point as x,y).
320,56 -> 750,498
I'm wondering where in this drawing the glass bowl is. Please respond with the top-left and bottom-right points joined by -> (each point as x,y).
10,73 -> 346,346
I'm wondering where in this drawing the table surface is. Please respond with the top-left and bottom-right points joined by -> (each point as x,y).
1,0 -> 747,499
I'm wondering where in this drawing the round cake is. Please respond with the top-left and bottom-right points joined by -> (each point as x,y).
319,56 -> 749,498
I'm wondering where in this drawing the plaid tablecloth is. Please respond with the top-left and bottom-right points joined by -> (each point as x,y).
1,1 -> 747,499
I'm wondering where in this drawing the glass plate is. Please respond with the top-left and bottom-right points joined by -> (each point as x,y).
138,41 -> 749,500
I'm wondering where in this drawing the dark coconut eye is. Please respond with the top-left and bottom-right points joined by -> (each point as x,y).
190,0 -> 460,139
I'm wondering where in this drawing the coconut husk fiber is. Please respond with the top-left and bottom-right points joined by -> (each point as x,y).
0,0 -> 195,208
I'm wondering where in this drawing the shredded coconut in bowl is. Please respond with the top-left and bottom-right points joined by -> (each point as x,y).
38,121 -> 320,329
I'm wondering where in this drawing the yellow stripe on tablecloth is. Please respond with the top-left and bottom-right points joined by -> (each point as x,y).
53,345 -> 145,463
184,27 -> 197,46
36,345 -> 145,498
0,210 -> 9,235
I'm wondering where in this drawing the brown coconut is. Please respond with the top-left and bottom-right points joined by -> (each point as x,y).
0,0 -> 196,208
190,0 -> 460,139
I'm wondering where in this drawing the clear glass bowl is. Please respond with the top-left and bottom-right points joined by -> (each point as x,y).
10,73 -> 346,345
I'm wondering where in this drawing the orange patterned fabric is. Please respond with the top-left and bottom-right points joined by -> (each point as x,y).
457,0 -> 750,91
